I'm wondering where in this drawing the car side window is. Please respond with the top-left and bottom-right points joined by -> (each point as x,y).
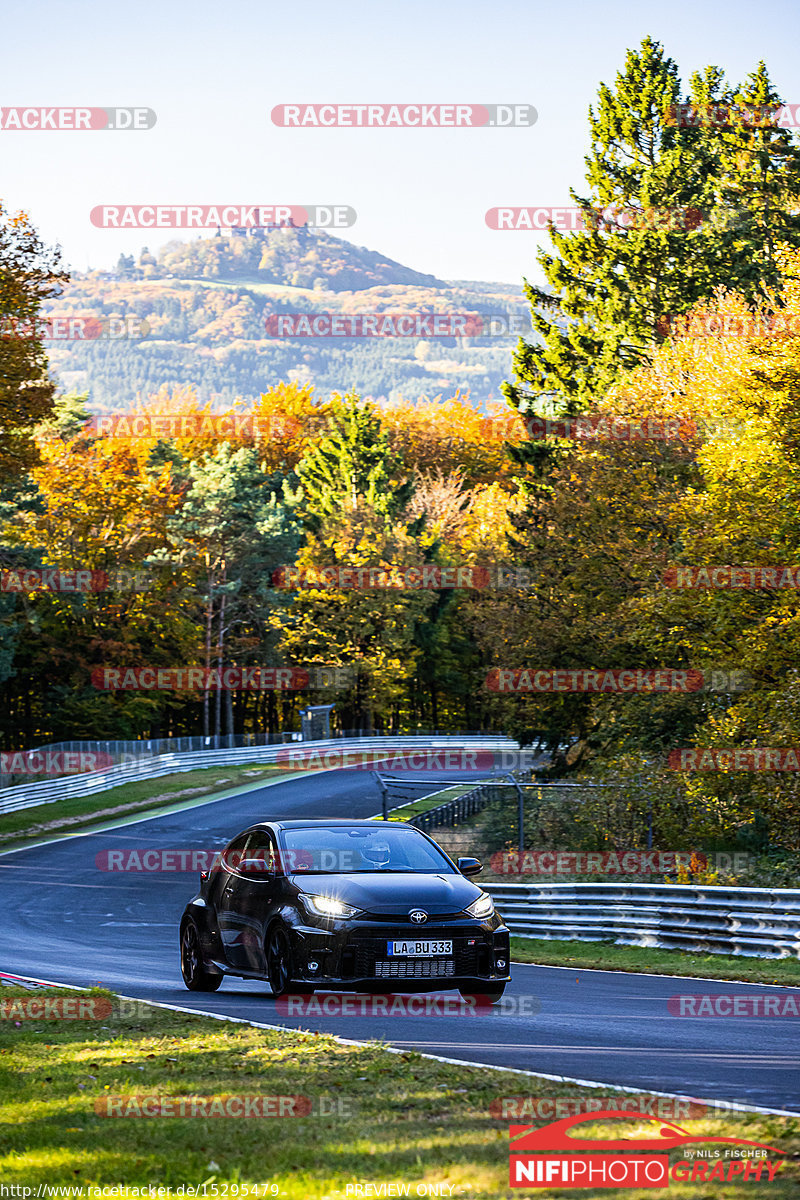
221,833 -> 250,875
239,829 -> 276,878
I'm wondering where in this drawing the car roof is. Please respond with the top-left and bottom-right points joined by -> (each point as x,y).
264,818 -> 416,830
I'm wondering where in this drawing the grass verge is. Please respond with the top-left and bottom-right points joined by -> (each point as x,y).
0,764 -> 289,850
387,784 -> 478,822
0,985 -> 797,1198
510,936 -> 800,986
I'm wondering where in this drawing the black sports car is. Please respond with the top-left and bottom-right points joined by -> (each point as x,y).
179,818 -> 510,1001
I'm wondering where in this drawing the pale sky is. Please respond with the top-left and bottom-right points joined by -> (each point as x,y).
2,0 -> 799,284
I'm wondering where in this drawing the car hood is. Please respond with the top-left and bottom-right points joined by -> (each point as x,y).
292,872 -> 483,915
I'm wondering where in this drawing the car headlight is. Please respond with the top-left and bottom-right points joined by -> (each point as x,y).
301,894 -> 361,919
466,892 -> 495,919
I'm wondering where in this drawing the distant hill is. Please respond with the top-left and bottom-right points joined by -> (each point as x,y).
44,229 -> 530,410
120,226 -> 448,292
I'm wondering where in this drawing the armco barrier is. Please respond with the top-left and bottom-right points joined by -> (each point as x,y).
0,736 -> 518,817
483,881 -> 800,959
408,782 -> 514,831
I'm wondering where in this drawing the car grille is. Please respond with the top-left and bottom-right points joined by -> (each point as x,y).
359,911 -> 464,922
348,935 -> 484,979
374,958 -> 455,978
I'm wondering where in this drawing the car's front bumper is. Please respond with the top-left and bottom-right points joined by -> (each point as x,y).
286,915 -> 510,990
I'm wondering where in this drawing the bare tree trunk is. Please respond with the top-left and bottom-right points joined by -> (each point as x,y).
203,566 -> 215,740
214,573 -> 226,744
226,684 -> 235,739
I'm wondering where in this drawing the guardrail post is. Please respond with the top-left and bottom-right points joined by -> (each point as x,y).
372,770 -> 389,820
493,772 -> 525,854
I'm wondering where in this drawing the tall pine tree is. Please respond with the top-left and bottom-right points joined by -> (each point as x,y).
689,62 -> 800,297
296,392 -> 412,525
503,38 -> 800,418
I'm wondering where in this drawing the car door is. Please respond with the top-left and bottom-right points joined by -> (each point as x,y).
231,828 -> 281,973
214,832 -> 252,969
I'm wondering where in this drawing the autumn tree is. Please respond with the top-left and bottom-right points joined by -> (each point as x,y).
163,444 -> 302,740
280,394 -> 434,732
0,394 -> 191,744
0,201 -> 67,483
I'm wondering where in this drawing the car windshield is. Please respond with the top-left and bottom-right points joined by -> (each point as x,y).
279,826 -> 456,873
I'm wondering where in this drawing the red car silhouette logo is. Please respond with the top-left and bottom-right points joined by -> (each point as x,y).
510,1110 -> 782,1155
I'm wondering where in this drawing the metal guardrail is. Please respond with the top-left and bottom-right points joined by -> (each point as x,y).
483,882 -> 800,959
0,727 -> 508,786
380,776 -> 481,810
407,782 -> 509,832
0,736 -> 518,817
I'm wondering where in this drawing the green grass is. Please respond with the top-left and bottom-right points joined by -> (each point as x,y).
510,936 -> 800,986
0,764 -> 290,850
0,985 -> 797,1198
386,783 -> 479,822
183,278 -> 321,298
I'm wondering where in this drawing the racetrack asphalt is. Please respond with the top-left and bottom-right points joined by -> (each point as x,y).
2,767 -> 799,1114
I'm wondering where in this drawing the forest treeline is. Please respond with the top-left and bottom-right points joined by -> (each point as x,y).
3,38 -> 800,868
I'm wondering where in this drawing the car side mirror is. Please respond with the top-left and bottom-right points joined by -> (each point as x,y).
458,857 -> 482,876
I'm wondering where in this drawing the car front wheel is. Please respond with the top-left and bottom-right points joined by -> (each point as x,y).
266,926 -> 313,997
180,920 -> 223,992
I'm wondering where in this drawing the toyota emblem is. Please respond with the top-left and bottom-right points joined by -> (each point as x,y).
409,909 -> 428,924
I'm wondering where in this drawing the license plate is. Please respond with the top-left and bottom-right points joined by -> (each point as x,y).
388,939 -> 453,957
